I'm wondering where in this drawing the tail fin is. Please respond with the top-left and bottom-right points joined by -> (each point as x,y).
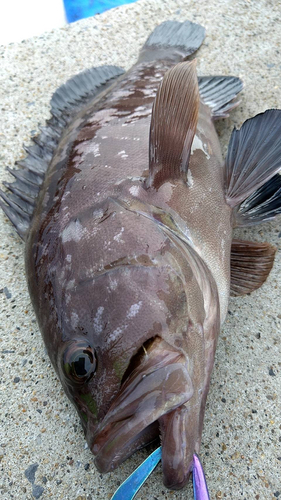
225,109 -> 281,226
139,20 -> 205,63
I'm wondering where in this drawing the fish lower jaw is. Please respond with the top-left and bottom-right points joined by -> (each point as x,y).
159,404 -> 197,489
92,405 -> 197,491
90,336 -> 197,485
92,420 -> 159,473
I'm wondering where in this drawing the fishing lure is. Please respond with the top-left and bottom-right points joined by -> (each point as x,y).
111,449 -> 210,499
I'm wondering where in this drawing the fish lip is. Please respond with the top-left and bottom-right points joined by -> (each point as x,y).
92,422 -> 160,473
90,337 -> 194,473
159,404 -> 196,489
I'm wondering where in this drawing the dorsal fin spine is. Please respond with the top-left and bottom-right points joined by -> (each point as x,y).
0,65 -> 124,239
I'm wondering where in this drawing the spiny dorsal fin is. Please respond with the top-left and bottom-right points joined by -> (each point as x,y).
149,60 -> 199,189
50,65 -> 124,119
0,65 -> 124,240
230,239 -> 276,296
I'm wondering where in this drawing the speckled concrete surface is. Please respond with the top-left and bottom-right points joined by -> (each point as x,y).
0,1 -> 280,499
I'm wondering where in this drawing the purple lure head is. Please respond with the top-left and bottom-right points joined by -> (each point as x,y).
192,454 -> 210,500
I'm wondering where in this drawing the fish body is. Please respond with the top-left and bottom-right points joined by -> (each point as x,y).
1,20 -> 281,490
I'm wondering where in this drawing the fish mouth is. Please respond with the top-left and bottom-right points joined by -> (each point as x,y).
91,336 -> 194,480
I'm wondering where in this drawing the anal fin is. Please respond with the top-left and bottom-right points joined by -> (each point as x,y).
230,239 -> 276,296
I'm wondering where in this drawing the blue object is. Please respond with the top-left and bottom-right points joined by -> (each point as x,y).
111,448 -> 211,499
111,447 -> 162,500
63,0 -> 138,23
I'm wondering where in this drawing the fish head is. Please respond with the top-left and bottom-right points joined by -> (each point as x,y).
32,198 -> 218,489
53,229 -> 213,488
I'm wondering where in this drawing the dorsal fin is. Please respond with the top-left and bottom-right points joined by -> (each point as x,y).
0,65 -> 124,240
148,60 -> 199,189
198,76 -> 243,119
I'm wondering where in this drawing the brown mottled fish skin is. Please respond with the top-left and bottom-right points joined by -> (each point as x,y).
24,32 -> 229,488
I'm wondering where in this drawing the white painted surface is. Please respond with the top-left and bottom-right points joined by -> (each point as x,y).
0,0 -> 66,44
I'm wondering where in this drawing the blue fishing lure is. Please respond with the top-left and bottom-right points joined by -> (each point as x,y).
111,449 -> 210,500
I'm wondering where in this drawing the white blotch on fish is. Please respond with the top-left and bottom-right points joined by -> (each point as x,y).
109,277 -> 118,291
191,135 -> 210,159
66,279 -> 76,290
92,143 -> 101,157
129,185 -> 140,197
107,88 -> 134,101
93,208 -> 104,220
61,219 -> 88,243
126,106 -> 151,123
117,150 -> 128,159
127,301 -> 143,319
71,312 -> 79,329
113,227 -> 124,242
107,325 -> 127,345
94,306 -> 105,335
187,170 -> 194,187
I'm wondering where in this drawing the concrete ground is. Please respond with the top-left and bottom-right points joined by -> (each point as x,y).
0,0 -> 280,499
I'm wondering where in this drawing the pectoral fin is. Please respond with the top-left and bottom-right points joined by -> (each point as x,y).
148,60 -> 199,189
225,110 -> 281,226
235,173 -> 281,226
230,239 -> 276,296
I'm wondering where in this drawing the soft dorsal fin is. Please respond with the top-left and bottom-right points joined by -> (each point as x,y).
148,60 -> 199,189
198,75 -> 243,119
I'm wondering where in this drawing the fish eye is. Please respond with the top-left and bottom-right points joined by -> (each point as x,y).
62,340 -> 96,384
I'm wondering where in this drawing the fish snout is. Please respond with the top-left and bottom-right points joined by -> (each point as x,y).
89,337 -> 194,473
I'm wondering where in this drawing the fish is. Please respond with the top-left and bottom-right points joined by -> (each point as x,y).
1,19 -> 281,491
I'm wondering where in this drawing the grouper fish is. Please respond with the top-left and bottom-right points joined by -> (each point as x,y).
1,20 -> 281,490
